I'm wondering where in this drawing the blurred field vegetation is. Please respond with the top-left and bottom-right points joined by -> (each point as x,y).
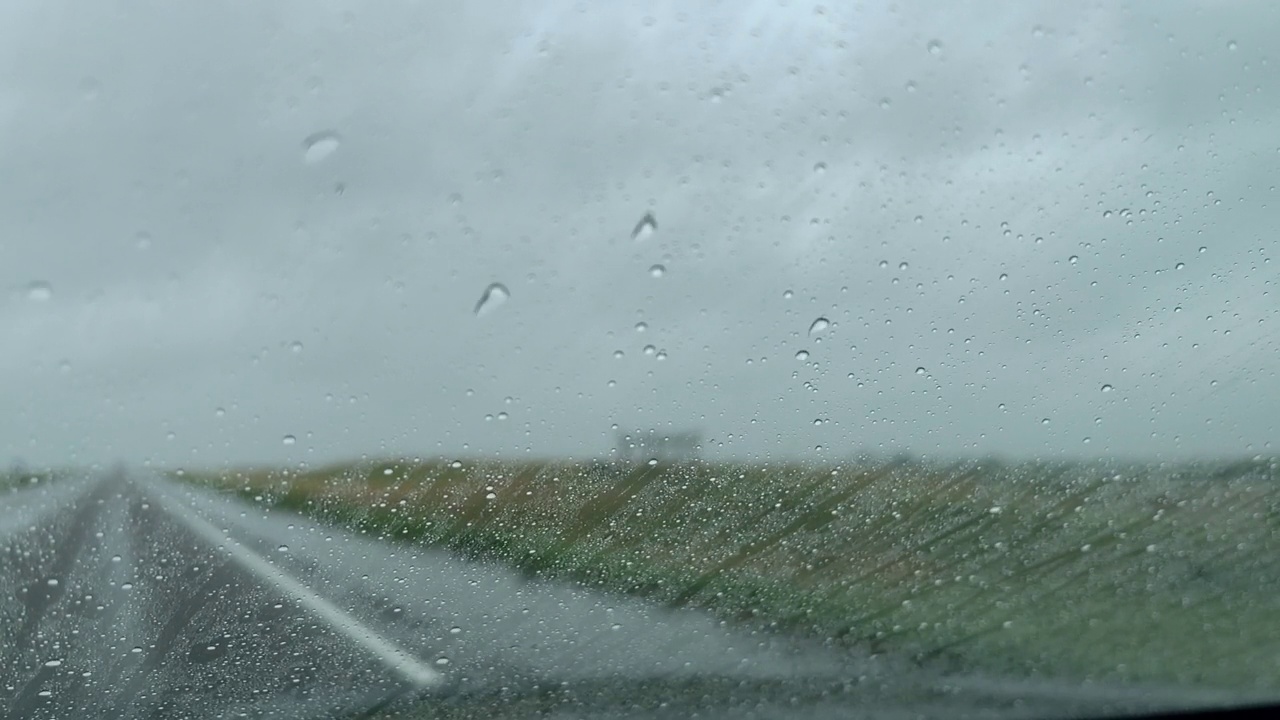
175,455 -> 1280,690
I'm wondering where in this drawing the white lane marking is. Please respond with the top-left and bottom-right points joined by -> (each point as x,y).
141,479 -> 442,688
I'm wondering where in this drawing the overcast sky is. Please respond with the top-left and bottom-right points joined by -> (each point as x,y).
1,1 -> 1277,469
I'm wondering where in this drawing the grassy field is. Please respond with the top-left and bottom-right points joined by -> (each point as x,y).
0,467 -> 62,493
175,456 -> 1280,690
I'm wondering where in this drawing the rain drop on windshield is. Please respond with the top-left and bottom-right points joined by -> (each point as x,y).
473,283 -> 511,317
631,211 -> 657,241
301,131 -> 342,164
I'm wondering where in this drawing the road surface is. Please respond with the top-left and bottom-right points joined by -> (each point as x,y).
0,472 -> 1265,719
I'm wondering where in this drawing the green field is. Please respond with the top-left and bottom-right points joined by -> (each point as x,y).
0,468 -> 62,493
176,456 -> 1280,690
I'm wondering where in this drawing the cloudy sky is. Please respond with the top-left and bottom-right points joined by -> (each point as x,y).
1,1 -> 1277,468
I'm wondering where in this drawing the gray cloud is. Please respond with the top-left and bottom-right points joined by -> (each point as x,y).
1,1 -> 1277,467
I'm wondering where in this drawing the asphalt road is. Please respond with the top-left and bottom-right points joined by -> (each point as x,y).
0,472 -> 1266,719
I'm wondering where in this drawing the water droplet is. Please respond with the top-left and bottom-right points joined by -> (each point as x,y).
485,492 -> 497,500
610,623 -> 623,631
120,582 -> 133,591
38,690 -> 52,698
46,578 -> 58,587
449,626 -> 462,634
813,162 -> 827,175
277,545 -> 289,553
496,411 -> 508,420
999,273 -> 1009,281
1068,255 -> 1079,264
44,659 -> 62,667
643,345 -> 656,356
1175,262 -> 1185,270
631,211 -> 658,241
289,341 -> 303,353
79,76 -> 100,100
634,322 -> 648,333
898,261 -> 909,270
473,282 -> 510,317
783,290 -> 793,299
879,97 -> 891,109
878,260 -> 888,269
450,460 -> 463,469
282,435 -> 296,446
808,317 -> 830,336
1198,246 -> 1207,253
302,131 -> 341,164
647,458 -> 658,467
795,350 -> 810,361
915,367 -> 925,375
1101,384 -> 1114,393
435,657 -> 451,666
26,282 -> 53,302
1041,418 -> 1051,425
214,407 -> 226,418
655,350 -> 667,361
1227,40 -> 1238,51
648,264 -> 666,278
927,39 -> 943,55
613,350 -> 625,359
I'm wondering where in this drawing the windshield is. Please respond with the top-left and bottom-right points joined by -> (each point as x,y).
2,2 -> 1277,719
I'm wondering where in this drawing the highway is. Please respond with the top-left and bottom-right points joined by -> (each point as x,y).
0,472 -> 1263,719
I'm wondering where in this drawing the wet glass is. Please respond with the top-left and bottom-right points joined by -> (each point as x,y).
2,2 -> 1277,718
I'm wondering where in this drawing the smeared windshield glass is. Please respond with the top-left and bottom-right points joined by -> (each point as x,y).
2,2 -> 1277,718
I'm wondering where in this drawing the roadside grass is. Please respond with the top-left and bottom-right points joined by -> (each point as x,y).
173,456 -> 1280,690
0,468 -> 64,494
